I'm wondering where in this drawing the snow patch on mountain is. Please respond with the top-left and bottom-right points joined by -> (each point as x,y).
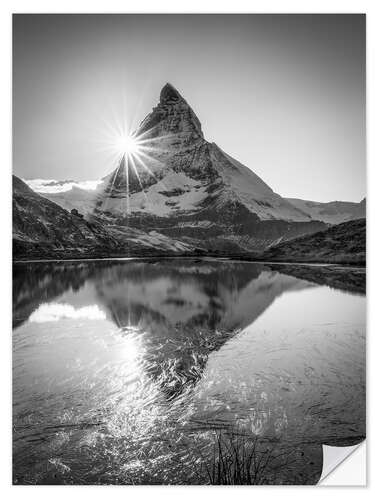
102,171 -> 209,217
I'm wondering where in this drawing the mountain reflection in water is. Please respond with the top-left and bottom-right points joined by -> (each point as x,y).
13,259 -> 365,485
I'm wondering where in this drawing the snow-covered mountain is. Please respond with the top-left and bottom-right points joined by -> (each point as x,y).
23,83 -> 328,254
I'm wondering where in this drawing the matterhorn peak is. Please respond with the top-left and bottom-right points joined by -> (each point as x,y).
136,83 -> 203,141
160,83 -> 185,104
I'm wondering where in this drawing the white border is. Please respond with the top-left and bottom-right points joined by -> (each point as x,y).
1,1 -> 373,498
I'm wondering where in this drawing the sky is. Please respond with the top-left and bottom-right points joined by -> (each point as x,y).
13,14 -> 365,203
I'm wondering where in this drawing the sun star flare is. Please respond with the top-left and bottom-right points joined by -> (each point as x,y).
115,134 -> 140,157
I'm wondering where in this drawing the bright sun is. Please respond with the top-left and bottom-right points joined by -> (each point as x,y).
115,135 -> 140,156
99,111 -> 174,216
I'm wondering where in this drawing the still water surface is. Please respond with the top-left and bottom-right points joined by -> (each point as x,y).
13,259 -> 366,484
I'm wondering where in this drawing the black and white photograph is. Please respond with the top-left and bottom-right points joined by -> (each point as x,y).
12,13 -> 366,485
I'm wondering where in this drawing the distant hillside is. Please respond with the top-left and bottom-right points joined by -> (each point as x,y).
286,197 -> 365,224
261,218 -> 366,265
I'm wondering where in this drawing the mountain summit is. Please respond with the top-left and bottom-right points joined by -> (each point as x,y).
137,83 -> 203,141
24,83 -> 327,256
160,82 -> 184,103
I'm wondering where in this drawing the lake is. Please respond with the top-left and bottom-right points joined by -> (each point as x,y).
13,259 -> 366,485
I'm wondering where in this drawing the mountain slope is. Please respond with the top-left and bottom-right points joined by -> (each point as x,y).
286,197 -> 366,224
261,218 -> 366,265
13,175 -> 118,258
34,83 -> 326,252
13,175 -> 197,259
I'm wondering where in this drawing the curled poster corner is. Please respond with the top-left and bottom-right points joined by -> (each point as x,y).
319,441 -> 366,485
